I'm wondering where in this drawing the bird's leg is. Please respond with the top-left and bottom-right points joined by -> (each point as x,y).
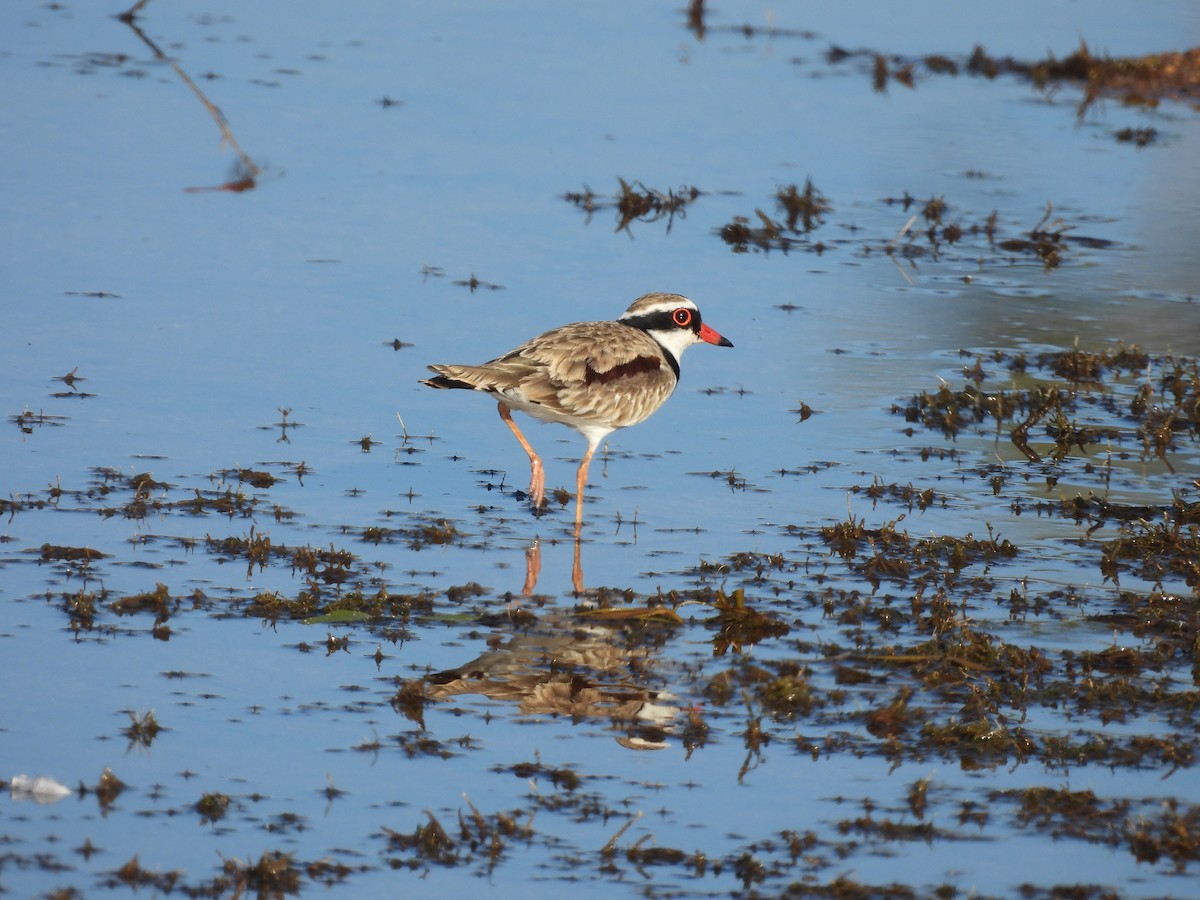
521,537 -> 541,597
574,441 -> 599,529
571,528 -> 584,594
497,402 -> 544,509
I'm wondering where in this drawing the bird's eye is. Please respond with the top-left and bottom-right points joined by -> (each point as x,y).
672,308 -> 693,327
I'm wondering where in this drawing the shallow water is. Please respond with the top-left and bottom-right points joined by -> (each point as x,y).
3,1 -> 1200,897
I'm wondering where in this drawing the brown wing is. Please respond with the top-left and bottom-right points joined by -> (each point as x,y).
425,321 -> 678,429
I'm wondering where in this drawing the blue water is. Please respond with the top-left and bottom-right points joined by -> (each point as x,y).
3,1 -> 1200,896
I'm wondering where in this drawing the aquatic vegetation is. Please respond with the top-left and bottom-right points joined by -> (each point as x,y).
895,346 -> 1198,470
195,791 -> 231,824
5,341 -> 1198,899
120,710 -> 165,750
5,2 -> 1199,897
562,178 -> 704,235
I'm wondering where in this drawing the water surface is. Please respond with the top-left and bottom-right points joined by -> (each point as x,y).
2,1 -> 1200,897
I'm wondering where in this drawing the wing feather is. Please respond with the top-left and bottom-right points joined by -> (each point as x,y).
424,321 -> 678,428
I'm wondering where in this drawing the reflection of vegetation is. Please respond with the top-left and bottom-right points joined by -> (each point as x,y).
719,179 -> 833,253
121,709 -> 164,750
195,791 -> 231,824
848,42 -> 1200,116
9,2 -> 1191,895
684,3 -> 1200,114
991,787 -> 1200,873
11,353 -> 1200,890
563,178 -> 704,235
116,0 -> 263,192
719,189 -> 1109,271
562,174 -> 1116,273
707,586 -> 790,654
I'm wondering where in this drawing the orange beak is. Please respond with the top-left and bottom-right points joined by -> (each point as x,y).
699,323 -> 733,348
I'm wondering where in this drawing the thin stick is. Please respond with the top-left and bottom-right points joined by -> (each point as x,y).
601,811 -> 643,854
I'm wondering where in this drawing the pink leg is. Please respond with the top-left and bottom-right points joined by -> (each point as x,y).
498,403 -> 544,509
571,531 -> 584,594
521,537 -> 541,597
574,441 -> 599,529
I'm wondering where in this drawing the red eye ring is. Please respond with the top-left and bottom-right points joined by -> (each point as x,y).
672,308 -> 693,327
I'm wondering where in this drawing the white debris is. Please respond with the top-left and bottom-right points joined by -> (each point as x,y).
9,775 -> 72,804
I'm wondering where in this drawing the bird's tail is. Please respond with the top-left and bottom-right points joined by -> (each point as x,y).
420,365 -> 480,391
420,364 -> 504,393
420,375 -> 470,390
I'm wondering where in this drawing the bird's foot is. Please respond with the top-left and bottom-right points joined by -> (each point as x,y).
527,462 -> 546,514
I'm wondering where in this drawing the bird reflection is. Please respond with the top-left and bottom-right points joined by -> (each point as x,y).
425,608 -> 677,751
520,521 -> 586,597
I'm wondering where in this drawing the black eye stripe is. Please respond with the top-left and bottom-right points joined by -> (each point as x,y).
623,309 -> 701,333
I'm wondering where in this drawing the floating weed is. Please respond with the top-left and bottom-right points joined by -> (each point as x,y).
1124,800 -> 1200,871
679,496 -> 1196,775
864,686 -> 923,739
450,273 -> 504,292
82,768 -> 127,812
182,486 -> 262,518
718,210 -> 806,255
6,333 -> 1200,895
708,587 -> 791,654
222,467 -> 280,488
409,519 -> 461,548
305,857 -> 359,888
562,178 -> 703,235
40,544 -> 108,563
907,776 -> 931,819
121,710 -> 165,750
851,476 -> 943,512
105,856 -> 183,892
895,346 -> 1198,470
716,182 -> 1109,269
206,526 -> 274,577
996,202 -> 1072,270
836,809 -> 939,844
303,608 -> 373,625
813,37 -> 1200,115
758,664 -> 818,719
351,730 -> 383,755
324,632 -> 351,655
361,525 -> 393,544
51,366 -> 86,390
9,408 -> 69,433
622,838 -> 693,869
110,583 -> 173,620
290,543 -> 355,588
381,811 -> 460,867
393,733 -> 456,760
248,589 -> 319,622
444,581 -> 486,606
195,791 -> 232,824
506,758 -> 584,793
1099,514 -> 1200,594
63,588 -> 102,631
1113,127 -> 1161,148
390,679 -> 427,728
775,178 -> 832,233
992,787 -> 1200,873
220,851 -> 302,897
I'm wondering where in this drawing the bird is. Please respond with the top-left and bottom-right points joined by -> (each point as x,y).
421,292 -> 733,527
